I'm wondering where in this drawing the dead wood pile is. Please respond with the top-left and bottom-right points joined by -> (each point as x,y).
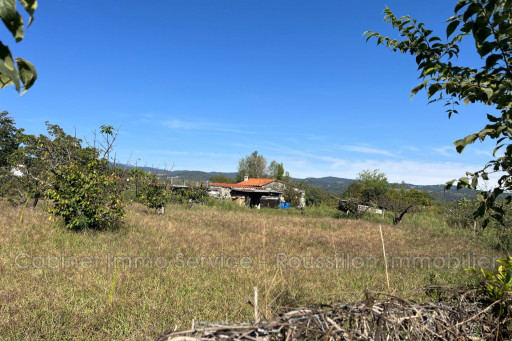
156,286 -> 511,341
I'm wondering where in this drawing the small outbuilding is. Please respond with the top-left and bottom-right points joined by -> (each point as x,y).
208,177 -> 305,209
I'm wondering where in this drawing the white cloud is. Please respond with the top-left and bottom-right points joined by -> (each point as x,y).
432,145 -> 454,156
139,112 -> 154,119
140,117 -> 256,135
335,144 -> 398,157
471,149 -> 493,157
404,145 -> 420,152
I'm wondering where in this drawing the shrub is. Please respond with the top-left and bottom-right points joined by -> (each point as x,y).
46,155 -> 126,229
40,124 -> 126,229
467,256 -> 512,320
138,182 -> 170,211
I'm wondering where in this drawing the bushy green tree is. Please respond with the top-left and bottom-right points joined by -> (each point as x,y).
365,0 -> 512,229
342,182 -> 363,201
236,151 -> 268,182
0,111 -> 23,167
0,112 -> 22,199
135,172 -> 170,212
342,170 -> 433,223
186,186 -> 209,203
282,184 -> 302,206
381,184 -> 434,224
267,161 -> 285,180
236,151 -> 287,182
39,124 -> 126,229
126,168 -> 146,200
169,186 -> 209,205
0,112 -> 42,205
357,169 -> 388,205
46,154 -> 125,229
443,198 -> 480,229
3,123 -> 127,229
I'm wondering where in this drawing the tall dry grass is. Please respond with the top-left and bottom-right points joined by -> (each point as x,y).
0,201 -> 503,340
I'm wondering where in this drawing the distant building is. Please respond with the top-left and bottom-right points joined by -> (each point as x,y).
209,177 -> 305,209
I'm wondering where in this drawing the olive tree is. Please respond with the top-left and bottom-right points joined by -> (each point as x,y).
365,0 -> 512,228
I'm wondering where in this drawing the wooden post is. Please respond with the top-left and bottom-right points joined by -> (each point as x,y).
379,225 -> 391,293
254,286 -> 259,323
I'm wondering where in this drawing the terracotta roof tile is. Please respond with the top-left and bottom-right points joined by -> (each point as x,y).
233,178 -> 275,187
210,178 -> 276,189
210,183 -> 235,188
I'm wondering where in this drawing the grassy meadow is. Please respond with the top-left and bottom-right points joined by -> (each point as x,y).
0,201 -> 505,340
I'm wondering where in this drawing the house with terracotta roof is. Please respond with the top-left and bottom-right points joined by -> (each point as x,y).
209,175 -> 305,208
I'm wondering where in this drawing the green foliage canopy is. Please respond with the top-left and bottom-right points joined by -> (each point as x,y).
236,151 -> 288,182
132,171 -> 170,210
2,121 -> 126,229
46,154 -> 125,229
0,110 -> 22,167
342,170 -> 433,224
357,169 -> 388,205
236,151 -> 267,182
40,124 -> 126,229
268,161 -> 285,180
365,0 -> 512,228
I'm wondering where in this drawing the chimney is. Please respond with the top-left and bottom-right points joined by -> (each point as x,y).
244,175 -> 249,182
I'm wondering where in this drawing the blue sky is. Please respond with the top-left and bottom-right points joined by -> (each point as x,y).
0,0 -> 499,185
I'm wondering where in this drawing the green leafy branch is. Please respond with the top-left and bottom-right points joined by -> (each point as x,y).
365,0 -> 512,232
0,0 -> 37,94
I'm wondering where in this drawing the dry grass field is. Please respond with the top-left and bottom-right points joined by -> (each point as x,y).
0,202 -> 504,340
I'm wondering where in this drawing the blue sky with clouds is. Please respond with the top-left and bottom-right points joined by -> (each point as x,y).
0,0 -> 499,185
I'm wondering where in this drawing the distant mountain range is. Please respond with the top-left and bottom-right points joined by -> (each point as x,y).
288,176 -> 476,202
115,164 -> 476,202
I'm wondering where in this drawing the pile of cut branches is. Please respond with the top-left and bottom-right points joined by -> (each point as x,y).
156,286 -> 511,341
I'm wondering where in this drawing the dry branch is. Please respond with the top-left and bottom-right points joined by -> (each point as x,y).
155,287 -> 511,341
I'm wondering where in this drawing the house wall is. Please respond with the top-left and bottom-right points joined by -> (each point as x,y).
263,182 -> 286,192
264,182 -> 305,208
208,186 -> 232,200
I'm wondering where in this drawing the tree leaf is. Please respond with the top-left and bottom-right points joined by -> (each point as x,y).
457,177 -> 469,190
487,113 -> 499,122
483,87 -> 493,100
471,174 -> 478,188
493,144 -> 503,156
454,0 -> 469,13
427,83 -> 443,98
478,41 -> 495,56
0,0 -> 24,41
18,0 -> 37,26
446,20 -> 460,38
463,3 -> 481,21
0,41 -> 20,91
16,57 -> 36,94
410,83 -> 424,99
486,54 -> 502,68
445,179 -> 456,190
